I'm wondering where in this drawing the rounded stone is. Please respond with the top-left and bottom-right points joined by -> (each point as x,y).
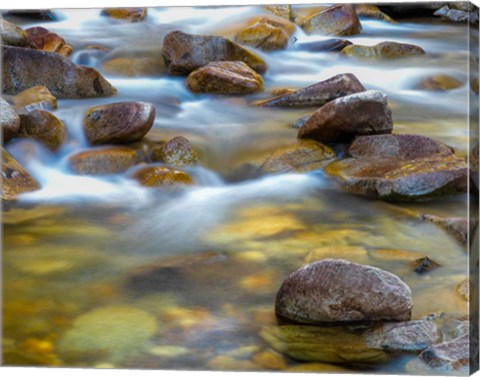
68,147 -> 139,175
18,109 -> 67,151
1,98 -> 20,142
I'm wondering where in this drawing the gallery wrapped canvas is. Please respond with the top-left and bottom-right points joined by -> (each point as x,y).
1,1 -> 479,375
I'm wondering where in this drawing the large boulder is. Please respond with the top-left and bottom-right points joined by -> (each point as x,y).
150,136 -> 198,167
0,19 -> 31,47
302,5 -> 362,36
25,26 -> 73,56
101,8 -> 147,22
1,97 -> 20,142
275,259 -> 412,324
12,86 -> 58,112
18,110 -> 67,151
2,46 -> 116,98
235,17 -> 295,51
83,102 -> 155,145
1,148 -> 40,201
187,61 -> 264,94
325,134 -> 468,201
132,166 -> 193,188
297,90 -> 393,142
342,42 -> 425,59
68,147 -> 139,175
253,73 -> 365,108
162,31 -> 267,75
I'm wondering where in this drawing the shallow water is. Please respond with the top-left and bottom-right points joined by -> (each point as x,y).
2,5 -> 476,373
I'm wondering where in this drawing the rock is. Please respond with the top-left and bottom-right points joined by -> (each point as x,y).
419,214 -> 473,245
83,102 -> 155,145
260,325 -> 389,364
417,74 -> 463,91
1,148 -> 40,201
207,355 -> 258,370
101,57 -> 165,77
297,90 -> 393,143
68,147 -> 139,175
355,4 -> 396,23
6,10 -> 58,20
292,115 -> 310,129
258,140 -> 335,175
12,86 -> 58,112
25,26 -> 73,56
132,166 -> 193,188
253,73 -> 366,108
412,257 -> 441,274
150,136 -> 198,167
235,17 -> 294,51
187,61 -> 264,94
342,42 -> 425,59
252,349 -> 287,370
472,143 -> 479,189
302,5 -> 362,36
287,363 -> 350,372
162,31 -> 267,75
100,8 -> 147,22
325,134 -> 468,201
295,38 -> 353,52
472,77 -> 479,95
0,19 -> 31,47
1,97 -> 20,142
264,5 -> 292,20
2,46 -> 116,98
434,6 -> 469,22
418,334 -> 470,372
17,110 -> 67,152
456,279 -> 469,301
275,259 -> 412,324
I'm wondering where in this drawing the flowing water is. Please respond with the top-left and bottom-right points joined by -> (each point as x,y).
2,5 -> 476,373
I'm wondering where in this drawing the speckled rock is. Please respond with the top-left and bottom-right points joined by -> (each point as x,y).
0,19 -> 31,47
235,17 -> 294,51
1,148 -> 40,201
417,74 -> 463,91
162,31 -> 267,75
18,110 -> 67,151
132,166 -> 193,188
68,147 -> 139,175
25,26 -> 73,56
298,90 -> 393,142
303,4 -> 362,36
13,86 -> 57,112
1,97 -> 20,142
187,61 -> 263,94
101,57 -> 165,77
264,5 -> 292,20
275,259 -> 412,324
419,214 -> 472,245
418,334 -> 470,372
101,8 -> 147,22
456,279 -> 469,301
150,136 -> 198,167
83,102 -> 155,145
2,46 -> 116,98
342,42 -> 425,59
254,73 -> 365,108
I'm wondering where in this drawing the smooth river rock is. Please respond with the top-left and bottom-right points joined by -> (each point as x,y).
83,102 -> 155,145
187,61 -> 264,94
298,90 -> 393,142
25,26 -> 73,56
355,4 -> 396,22
235,17 -> 294,51
2,46 -> 116,98
12,86 -> 58,112
302,4 -> 362,36
1,148 -> 40,201
0,19 -> 31,47
295,38 -> 353,52
418,334 -> 470,372
101,8 -> 147,22
275,259 -> 412,324
132,166 -> 193,188
68,147 -> 139,175
162,31 -> 267,75
342,41 -> 425,59
1,98 -> 20,142
150,136 -> 198,167
254,73 -> 366,108
417,74 -> 463,91
18,110 -> 67,151
325,134 -> 468,201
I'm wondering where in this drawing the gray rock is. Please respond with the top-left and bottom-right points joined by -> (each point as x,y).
418,334 -> 471,372
1,97 -> 20,142
0,18 -> 31,47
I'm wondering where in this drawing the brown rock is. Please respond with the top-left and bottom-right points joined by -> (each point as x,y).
275,259 -> 412,324
1,148 -> 40,201
101,8 -> 147,22
25,27 -> 73,56
456,279 -> 469,301
342,42 -> 425,59
187,61 -> 263,94
1,97 -> 20,142
12,86 -> 58,112
162,31 -> 267,75
101,57 -> 165,77
150,136 -> 198,167
83,101 -> 155,145
472,77 -> 479,95
68,147 -> 138,175
303,5 -> 362,36
2,46 -> 116,98
0,19 -> 31,47
264,5 -> 292,20
355,4 -> 396,23
419,334 -> 469,372
298,90 -> 393,142
17,110 -> 66,152
325,134 -> 468,201
417,74 -> 463,91
132,166 -> 193,188
254,73 -> 366,108
295,38 -> 353,52
235,17 -> 294,51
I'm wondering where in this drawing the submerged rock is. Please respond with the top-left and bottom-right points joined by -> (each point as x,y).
1,148 -> 40,201
235,17 -> 294,51
325,134 -> 468,201
150,136 -> 198,167
418,334 -> 470,372
297,90 -> 393,142
162,31 -> 267,75
69,147 -> 139,175
18,110 -> 67,151
101,8 -> 147,22
83,102 -> 155,145
187,61 -> 264,94
295,38 -> 353,52
419,214 -> 472,245
132,166 -> 193,188
1,98 -> 20,142
275,259 -> 412,324
2,46 -> 116,98
101,57 -> 165,77
342,42 -> 425,59
12,86 -> 58,112
0,19 -> 31,47
412,257 -> 441,274
302,4 -> 362,36
417,74 -> 463,91
25,26 -> 73,56
254,73 -> 365,108
456,279 -> 469,301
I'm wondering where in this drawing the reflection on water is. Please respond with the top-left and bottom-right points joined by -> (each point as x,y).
2,4 -> 474,374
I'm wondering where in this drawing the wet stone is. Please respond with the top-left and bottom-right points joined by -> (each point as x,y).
419,214 -> 473,245
1,97 -> 20,142
13,86 -> 58,112
0,19 -> 31,47
235,17 -> 294,51
68,147 -> 139,175
25,26 -> 73,56
302,4 -> 362,36
355,4 -> 396,23
417,74 -> 463,91
101,57 -> 165,77
101,8 -> 147,22
150,136 -> 198,167
342,42 -> 425,59
1,148 -> 40,201
18,110 -> 67,152
418,334 -> 470,373
295,38 -> 353,52
412,257 -> 441,274
132,166 -> 193,188
264,5 -> 292,20
456,279 -> 469,301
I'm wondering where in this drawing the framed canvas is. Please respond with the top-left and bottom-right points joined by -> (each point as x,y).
1,1 -> 479,376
